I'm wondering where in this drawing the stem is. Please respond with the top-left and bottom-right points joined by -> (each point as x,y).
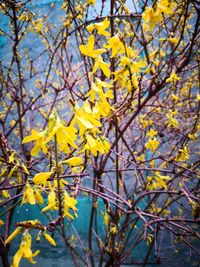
110,0 -> 119,197
54,134 -> 62,217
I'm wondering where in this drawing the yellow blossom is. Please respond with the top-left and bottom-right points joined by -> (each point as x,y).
171,94 -> 179,102
42,190 -> 57,213
43,232 -> 56,246
33,172 -> 53,185
74,103 -> 101,130
22,129 -> 48,156
104,35 -> 125,58
145,138 -> 159,152
168,37 -> 179,44
11,232 -> 40,267
140,117 -> 153,129
166,71 -> 181,83
146,128 -> 157,138
2,190 -> 10,198
82,134 -> 110,156
5,227 -> 23,245
32,19 -> 43,33
157,0 -> 174,15
46,112 -> 78,153
9,151 -> 15,163
166,111 -> 179,128
104,213 -> 109,226
86,0 -> 96,5
62,157 -> 83,167
80,35 -> 106,58
34,188 -> 44,204
21,183 -> 36,205
188,133 -> 197,140
92,56 -> 110,78
63,191 -> 78,220
110,225 -> 117,234
154,173 -> 171,189
21,164 -> 30,175
147,173 -> 171,190
142,6 -> 162,31
175,146 -> 190,162
88,17 -> 110,36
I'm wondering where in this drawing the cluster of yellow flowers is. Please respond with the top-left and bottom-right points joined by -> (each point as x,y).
145,128 -> 160,152
5,220 -> 59,267
142,0 -> 174,31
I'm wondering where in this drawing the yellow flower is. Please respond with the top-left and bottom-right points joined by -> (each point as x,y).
32,19 -> 43,33
146,128 -> 157,138
86,79 -> 113,104
142,6 -> 162,31
2,190 -> 10,198
21,164 -> 30,175
85,134 -> 99,156
62,157 -> 83,167
140,116 -> 153,129
87,24 -> 95,32
88,17 -> 110,36
110,225 -> 117,234
175,146 -> 190,162
42,190 -> 57,213
171,94 -> 179,102
86,0 -> 96,5
147,173 -> 171,190
46,112 -> 78,153
21,183 -> 36,205
74,103 -> 102,130
166,71 -> 181,83
80,35 -> 106,58
11,232 -> 40,267
9,151 -> 15,163
63,191 -> 78,220
104,35 -> 125,58
22,129 -> 48,156
145,138 -> 159,152
33,171 -> 53,185
157,0 -> 174,15
5,227 -> 23,245
168,37 -> 179,44
166,111 -> 179,128
81,134 -> 110,156
43,232 -> 56,246
34,188 -> 44,204
0,220 -> 4,227
104,213 -> 109,226
154,173 -> 171,189
92,56 -> 110,78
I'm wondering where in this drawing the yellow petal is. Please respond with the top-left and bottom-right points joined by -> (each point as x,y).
21,164 -> 30,175
99,60 -> 110,78
35,190 -> 44,204
9,151 -> 15,163
30,144 -> 41,156
26,185 -> 36,205
62,157 -> 83,166
33,172 -> 53,185
12,247 -> 23,267
43,232 -> 56,246
22,130 -> 39,144
87,34 -> 95,51
5,227 -> 23,245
